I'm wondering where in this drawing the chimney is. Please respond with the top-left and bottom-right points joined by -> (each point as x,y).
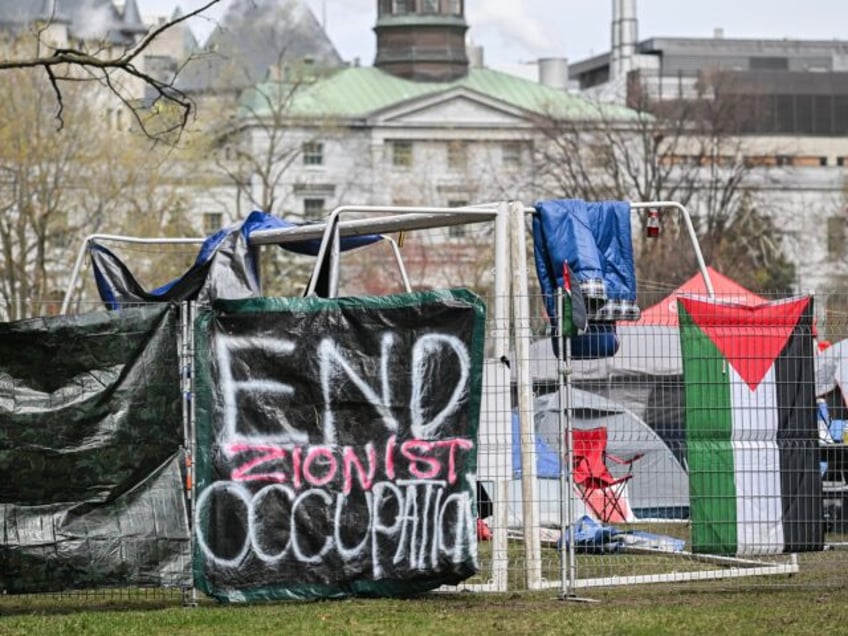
611,0 -> 638,79
468,44 -> 484,69
538,57 -> 569,90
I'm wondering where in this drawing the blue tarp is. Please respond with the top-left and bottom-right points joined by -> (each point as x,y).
558,515 -> 686,554
532,199 -> 637,359
533,199 -> 636,313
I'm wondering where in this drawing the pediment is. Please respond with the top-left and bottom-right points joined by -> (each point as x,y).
370,87 -> 532,128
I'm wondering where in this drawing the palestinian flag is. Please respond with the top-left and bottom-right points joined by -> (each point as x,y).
678,295 -> 823,556
545,263 -> 588,359
560,262 -> 588,337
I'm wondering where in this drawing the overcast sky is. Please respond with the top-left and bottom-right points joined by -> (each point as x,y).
139,0 -> 848,68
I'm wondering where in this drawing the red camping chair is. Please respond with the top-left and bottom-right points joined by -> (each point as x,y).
571,427 -> 643,524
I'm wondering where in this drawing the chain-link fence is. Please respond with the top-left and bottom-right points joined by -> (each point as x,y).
2,201 -> 846,607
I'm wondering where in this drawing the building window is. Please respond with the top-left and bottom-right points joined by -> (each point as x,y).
745,155 -> 769,167
302,142 -> 323,166
502,141 -> 522,168
660,154 -> 701,167
789,155 -> 828,167
813,95 -> 832,135
827,216 -> 846,258
392,140 -> 413,167
447,140 -> 467,170
421,0 -> 439,13
392,0 -> 411,14
53,227 -> 72,249
775,95 -> 794,134
446,0 -> 461,15
448,199 -> 468,238
303,198 -> 325,219
589,143 -> 614,169
837,96 -> 848,134
203,212 -> 224,235
749,56 -> 789,71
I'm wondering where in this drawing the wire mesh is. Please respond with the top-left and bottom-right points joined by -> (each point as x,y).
2,204 -> 847,607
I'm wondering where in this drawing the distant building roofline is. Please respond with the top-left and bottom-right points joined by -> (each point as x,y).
569,35 -> 848,77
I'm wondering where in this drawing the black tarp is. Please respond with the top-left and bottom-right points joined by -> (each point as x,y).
0,305 -> 191,593
192,289 -> 487,602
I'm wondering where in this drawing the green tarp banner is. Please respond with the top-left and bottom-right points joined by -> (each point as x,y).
193,290 -> 487,602
0,305 -> 191,593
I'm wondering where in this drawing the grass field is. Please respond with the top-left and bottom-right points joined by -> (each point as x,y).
1,546 -> 846,636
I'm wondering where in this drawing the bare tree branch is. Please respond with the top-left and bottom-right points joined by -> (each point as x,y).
0,1 -> 222,141
532,75 -> 797,293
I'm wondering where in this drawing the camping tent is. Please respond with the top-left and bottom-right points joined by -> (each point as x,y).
519,268 -> 767,495
816,338 -> 848,419
634,266 -> 766,327
527,267 -> 765,381
525,267 -> 766,384
506,388 -> 690,526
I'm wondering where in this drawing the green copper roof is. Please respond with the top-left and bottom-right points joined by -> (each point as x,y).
240,66 -> 640,122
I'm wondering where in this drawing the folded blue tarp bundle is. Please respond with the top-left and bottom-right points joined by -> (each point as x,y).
532,199 -> 640,359
560,515 -> 625,554
558,515 -> 686,554
533,198 -> 638,320
90,211 -> 381,309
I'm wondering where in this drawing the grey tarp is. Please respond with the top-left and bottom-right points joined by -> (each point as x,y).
0,304 -> 191,593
